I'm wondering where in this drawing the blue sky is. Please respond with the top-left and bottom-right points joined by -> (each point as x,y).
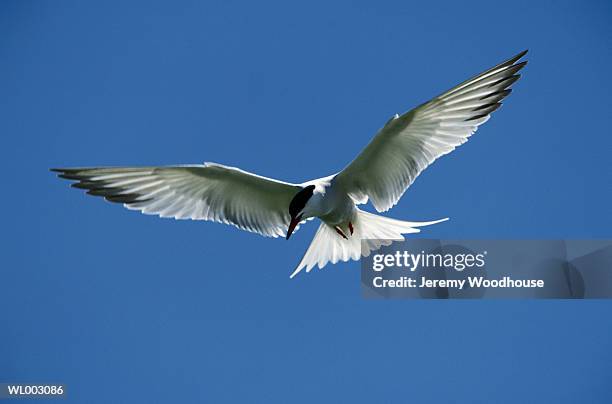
1,0 -> 611,402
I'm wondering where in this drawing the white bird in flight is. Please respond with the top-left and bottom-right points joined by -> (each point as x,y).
53,50 -> 527,278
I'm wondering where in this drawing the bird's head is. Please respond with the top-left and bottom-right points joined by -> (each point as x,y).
286,184 -> 316,240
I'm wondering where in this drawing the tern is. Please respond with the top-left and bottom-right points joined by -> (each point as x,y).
53,50 -> 527,278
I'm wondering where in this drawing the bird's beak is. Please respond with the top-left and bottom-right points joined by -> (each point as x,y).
286,214 -> 302,240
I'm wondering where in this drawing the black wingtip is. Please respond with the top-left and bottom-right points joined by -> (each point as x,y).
105,194 -> 149,204
51,168 -> 82,178
57,173 -> 82,180
512,49 -> 528,62
504,49 -> 529,68
513,60 -> 528,69
515,50 -> 528,66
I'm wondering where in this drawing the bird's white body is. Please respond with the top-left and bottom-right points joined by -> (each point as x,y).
303,177 -> 353,225
53,50 -> 527,278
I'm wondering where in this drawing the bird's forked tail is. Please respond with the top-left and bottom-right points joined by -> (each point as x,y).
289,208 -> 447,278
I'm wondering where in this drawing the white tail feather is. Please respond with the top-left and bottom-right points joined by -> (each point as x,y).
289,209 -> 448,278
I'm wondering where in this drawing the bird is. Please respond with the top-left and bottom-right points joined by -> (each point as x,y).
52,50 -> 527,278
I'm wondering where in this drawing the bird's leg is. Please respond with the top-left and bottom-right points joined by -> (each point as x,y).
335,226 -> 348,240
348,222 -> 354,236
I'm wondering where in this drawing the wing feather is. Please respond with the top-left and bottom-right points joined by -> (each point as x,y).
334,50 -> 527,212
52,163 -> 302,237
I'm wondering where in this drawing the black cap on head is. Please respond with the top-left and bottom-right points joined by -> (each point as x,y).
289,185 -> 315,218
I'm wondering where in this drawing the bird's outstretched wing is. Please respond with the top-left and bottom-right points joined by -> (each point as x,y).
334,50 -> 527,212
52,163 -> 302,238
